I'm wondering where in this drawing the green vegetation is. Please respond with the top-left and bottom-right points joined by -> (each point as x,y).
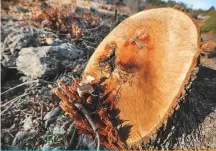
201,11 -> 216,33
145,0 -> 216,33
146,0 -> 187,8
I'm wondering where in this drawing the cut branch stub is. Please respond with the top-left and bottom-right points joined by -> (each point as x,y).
82,8 -> 201,145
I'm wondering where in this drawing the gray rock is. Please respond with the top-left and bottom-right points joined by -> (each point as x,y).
1,25 -> 56,68
16,43 -> 85,78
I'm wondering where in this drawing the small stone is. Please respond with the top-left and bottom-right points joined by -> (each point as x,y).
46,38 -> 53,45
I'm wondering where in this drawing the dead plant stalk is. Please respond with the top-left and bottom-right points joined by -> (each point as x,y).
74,103 -> 100,151
1,79 -> 53,95
1,93 -> 29,115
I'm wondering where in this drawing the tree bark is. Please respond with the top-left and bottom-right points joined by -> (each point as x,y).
141,65 -> 216,150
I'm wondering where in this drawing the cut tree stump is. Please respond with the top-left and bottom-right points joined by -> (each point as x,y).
142,66 -> 216,150
82,8 -> 201,146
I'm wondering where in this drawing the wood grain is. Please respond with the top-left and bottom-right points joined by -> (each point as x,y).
83,8 -> 201,145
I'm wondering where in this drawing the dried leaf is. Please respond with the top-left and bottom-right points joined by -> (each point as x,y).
23,116 -> 33,131
43,107 -> 61,121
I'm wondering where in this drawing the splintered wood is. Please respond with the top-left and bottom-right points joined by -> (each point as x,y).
55,79 -> 126,149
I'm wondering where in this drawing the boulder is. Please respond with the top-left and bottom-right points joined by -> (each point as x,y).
16,43 -> 85,78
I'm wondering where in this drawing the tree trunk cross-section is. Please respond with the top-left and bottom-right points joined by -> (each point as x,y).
82,8 -> 201,146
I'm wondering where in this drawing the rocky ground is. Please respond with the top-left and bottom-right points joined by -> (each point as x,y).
1,0 -> 113,149
1,0 -> 216,150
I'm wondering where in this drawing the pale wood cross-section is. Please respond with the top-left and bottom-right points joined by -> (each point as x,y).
83,8 -> 201,145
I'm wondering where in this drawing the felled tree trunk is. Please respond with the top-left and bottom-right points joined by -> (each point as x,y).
82,7 -> 201,146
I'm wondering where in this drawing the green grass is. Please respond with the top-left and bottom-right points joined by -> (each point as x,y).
201,11 -> 216,33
